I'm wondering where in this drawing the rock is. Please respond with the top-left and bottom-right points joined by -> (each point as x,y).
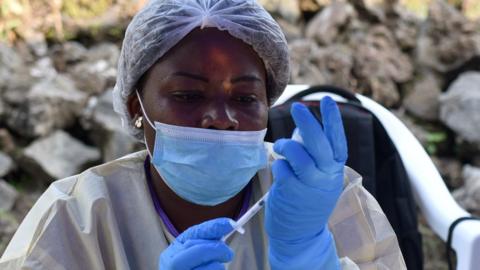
311,44 -> 357,90
387,8 -> 420,50
258,0 -> 301,23
431,157 -> 463,189
348,0 -> 385,23
276,18 -> 303,41
5,74 -> 88,138
440,72 -> 480,144
453,165 -> 480,213
0,43 -> 23,73
69,60 -> 110,94
22,130 -> 100,181
0,210 -> 18,256
86,43 -> 120,67
306,1 -> 356,46
81,89 -> 141,162
51,41 -> 88,72
0,152 -> 14,178
404,72 -> 442,121
0,43 -> 23,91
29,57 -> 57,79
0,129 -> 15,154
352,25 -> 413,106
26,35 -> 48,57
68,43 -> 119,94
289,39 -> 328,85
0,179 -> 18,211
416,0 -> 480,73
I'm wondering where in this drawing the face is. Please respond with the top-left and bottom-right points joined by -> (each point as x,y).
128,28 -> 269,148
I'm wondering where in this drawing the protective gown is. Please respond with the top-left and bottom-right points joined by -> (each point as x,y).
0,143 -> 406,270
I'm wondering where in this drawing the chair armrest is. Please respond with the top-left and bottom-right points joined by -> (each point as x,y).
356,94 -> 480,270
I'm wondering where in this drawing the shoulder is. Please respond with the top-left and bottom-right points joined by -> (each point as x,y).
0,151 -> 148,266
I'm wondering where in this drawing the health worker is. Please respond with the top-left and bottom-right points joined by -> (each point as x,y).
0,0 -> 406,269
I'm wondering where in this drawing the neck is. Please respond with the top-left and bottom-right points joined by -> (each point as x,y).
149,162 -> 246,234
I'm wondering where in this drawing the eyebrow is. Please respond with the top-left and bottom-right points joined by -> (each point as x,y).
171,72 -> 263,84
231,75 -> 263,83
172,71 -> 209,82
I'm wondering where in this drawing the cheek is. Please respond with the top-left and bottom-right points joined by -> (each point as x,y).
236,103 -> 269,130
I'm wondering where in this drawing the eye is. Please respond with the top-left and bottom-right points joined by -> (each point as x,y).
234,95 -> 257,104
171,91 -> 204,102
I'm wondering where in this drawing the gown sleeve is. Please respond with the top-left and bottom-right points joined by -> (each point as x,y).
330,167 -> 407,270
0,173 -> 129,270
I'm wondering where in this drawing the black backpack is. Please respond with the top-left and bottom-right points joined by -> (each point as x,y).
266,85 -> 424,270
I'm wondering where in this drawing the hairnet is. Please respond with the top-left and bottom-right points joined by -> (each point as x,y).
112,0 -> 290,140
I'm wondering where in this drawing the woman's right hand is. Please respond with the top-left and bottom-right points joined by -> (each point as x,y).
159,218 -> 235,270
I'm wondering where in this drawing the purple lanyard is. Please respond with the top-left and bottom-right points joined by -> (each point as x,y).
144,156 -> 252,237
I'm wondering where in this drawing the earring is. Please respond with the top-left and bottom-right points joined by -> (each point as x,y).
134,116 -> 143,129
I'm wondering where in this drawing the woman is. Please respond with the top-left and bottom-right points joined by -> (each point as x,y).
0,1 -> 405,269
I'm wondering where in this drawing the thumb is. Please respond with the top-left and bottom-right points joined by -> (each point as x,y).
177,218 -> 234,243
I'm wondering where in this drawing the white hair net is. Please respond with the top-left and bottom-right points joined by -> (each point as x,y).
112,0 -> 290,140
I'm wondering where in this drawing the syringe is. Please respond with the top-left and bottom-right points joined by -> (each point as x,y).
222,190 -> 269,242
222,128 -> 304,242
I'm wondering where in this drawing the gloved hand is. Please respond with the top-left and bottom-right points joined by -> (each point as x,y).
159,218 -> 235,270
265,97 -> 348,270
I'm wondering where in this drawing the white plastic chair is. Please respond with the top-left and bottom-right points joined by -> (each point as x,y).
275,85 -> 480,270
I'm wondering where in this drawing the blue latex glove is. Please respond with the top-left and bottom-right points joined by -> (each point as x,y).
159,218 -> 235,270
265,97 -> 348,270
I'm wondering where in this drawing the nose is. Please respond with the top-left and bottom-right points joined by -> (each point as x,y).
201,101 -> 239,130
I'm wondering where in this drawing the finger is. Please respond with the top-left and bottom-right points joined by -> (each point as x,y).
290,102 -> 335,167
178,218 -> 234,243
273,139 -> 317,181
173,242 -> 233,268
320,97 -> 348,163
192,262 -> 225,270
271,159 -> 297,187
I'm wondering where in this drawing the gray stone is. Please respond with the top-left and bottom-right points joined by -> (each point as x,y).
81,89 -> 140,162
352,26 -> 413,106
29,57 -> 57,79
22,130 -> 100,181
306,1 -> 356,45
311,45 -> 357,90
0,43 -> 23,91
6,74 -> 88,138
440,72 -> 480,144
0,152 -> 13,178
0,179 -> 18,211
0,129 -> 15,154
388,8 -> 420,50
258,0 -> 301,23
26,35 -> 48,57
289,40 -> 328,85
453,165 -> 480,212
86,43 -> 120,67
51,41 -> 88,72
70,60 -> 110,94
416,0 -> 480,73
404,72 -> 442,121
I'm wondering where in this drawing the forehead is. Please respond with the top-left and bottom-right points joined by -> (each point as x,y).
147,27 -> 267,79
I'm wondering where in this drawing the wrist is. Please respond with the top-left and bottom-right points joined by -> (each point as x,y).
269,227 -> 340,270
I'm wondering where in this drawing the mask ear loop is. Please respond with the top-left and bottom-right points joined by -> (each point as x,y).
136,90 -> 155,158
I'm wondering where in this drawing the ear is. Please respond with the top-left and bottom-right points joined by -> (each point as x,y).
127,91 -> 142,120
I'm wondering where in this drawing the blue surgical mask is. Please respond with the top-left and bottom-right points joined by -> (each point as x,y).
137,92 -> 268,206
